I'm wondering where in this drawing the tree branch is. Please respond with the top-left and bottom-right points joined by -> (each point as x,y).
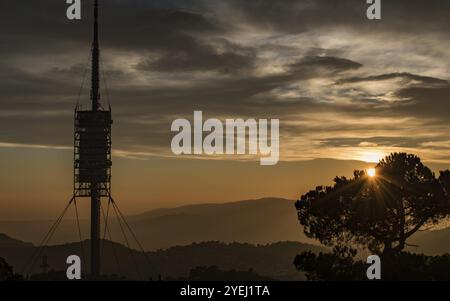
405,213 -> 435,238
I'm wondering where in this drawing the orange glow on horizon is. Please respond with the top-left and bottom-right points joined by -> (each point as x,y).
360,151 -> 385,163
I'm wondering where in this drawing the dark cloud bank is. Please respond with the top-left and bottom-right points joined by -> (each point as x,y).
0,0 -> 449,160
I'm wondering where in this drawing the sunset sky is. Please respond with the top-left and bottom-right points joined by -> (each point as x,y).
1,0 -> 450,219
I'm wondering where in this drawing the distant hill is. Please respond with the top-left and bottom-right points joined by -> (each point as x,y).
408,227 -> 450,256
0,198 -> 316,250
0,233 -> 33,248
126,198 -> 317,250
0,236 -> 327,281
1,197 -> 449,254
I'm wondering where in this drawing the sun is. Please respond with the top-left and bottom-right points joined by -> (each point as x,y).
367,168 -> 376,178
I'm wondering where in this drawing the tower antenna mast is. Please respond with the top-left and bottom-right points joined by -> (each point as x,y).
91,0 -> 100,111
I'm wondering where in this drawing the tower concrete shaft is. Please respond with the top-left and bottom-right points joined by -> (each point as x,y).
90,184 -> 101,277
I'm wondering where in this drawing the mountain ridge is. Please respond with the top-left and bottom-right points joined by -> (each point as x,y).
0,197 -> 313,250
0,197 -> 449,254
0,236 -> 326,280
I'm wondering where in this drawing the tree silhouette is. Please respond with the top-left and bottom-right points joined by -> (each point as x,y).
294,246 -> 367,281
0,257 -> 22,281
0,257 -> 14,281
295,153 -> 450,257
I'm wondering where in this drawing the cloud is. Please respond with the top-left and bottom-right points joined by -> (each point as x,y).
293,56 -> 362,71
135,38 -> 256,74
318,136 -> 447,149
337,73 -> 449,86
216,0 -> 450,35
1,0 -> 450,162
394,85 -> 450,120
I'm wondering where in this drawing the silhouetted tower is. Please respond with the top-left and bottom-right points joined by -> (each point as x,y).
74,0 -> 112,278
24,0 -> 149,280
